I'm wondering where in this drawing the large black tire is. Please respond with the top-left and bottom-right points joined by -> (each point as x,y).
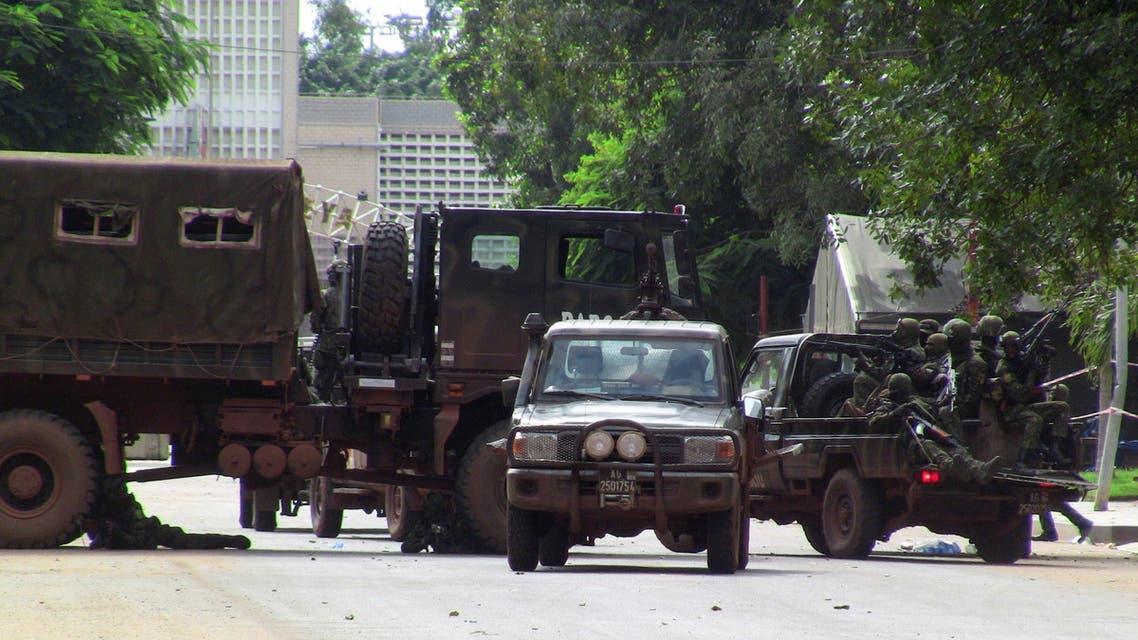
822,468 -> 882,559
384,484 -> 419,542
0,410 -> 100,548
358,221 -> 409,354
801,372 -> 856,417
507,506 -> 540,571
539,524 -> 570,567
455,420 -> 510,553
706,508 -> 740,574
737,514 -> 751,571
973,515 -> 1031,564
309,476 -> 343,539
800,518 -> 831,556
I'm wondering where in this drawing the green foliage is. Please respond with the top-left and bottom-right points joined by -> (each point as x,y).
0,0 -> 208,152
787,1 -> 1138,342
440,1 -> 860,345
300,0 -> 446,97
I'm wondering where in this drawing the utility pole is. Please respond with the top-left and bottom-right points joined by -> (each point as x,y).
1094,281 -> 1128,511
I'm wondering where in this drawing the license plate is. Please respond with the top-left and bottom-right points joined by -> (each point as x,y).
597,471 -> 637,495
1017,490 -> 1049,515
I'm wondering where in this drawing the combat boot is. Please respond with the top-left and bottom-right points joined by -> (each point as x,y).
971,456 -> 1004,484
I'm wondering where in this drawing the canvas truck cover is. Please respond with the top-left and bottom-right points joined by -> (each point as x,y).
0,151 -> 320,351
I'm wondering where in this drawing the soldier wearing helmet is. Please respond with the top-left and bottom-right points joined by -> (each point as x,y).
892,318 -> 925,363
974,314 -> 1004,377
996,330 -> 1056,468
866,373 -> 1002,484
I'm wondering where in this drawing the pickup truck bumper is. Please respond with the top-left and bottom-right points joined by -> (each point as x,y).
507,467 -> 739,517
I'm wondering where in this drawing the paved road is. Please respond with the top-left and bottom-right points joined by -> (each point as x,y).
3,464 -> 1136,639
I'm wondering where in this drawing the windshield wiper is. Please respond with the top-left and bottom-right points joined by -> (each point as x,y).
618,394 -> 705,407
541,390 -> 615,401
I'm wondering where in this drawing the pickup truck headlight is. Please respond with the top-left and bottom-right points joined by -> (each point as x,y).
615,431 -> 647,461
683,435 -> 735,464
512,432 -> 559,462
583,430 -> 615,460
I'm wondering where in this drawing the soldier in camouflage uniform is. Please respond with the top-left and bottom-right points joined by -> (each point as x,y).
86,476 -> 251,550
940,319 -> 991,448
975,314 -> 1004,377
995,331 -> 1052,468
867,373 -> 1002,484
891,318 -> 926,364
399,492 -> 479,554
310,266 -> 346,401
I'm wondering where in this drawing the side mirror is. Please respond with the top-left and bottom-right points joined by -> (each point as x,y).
742,391 -> 767,419
501,376 -> 521,407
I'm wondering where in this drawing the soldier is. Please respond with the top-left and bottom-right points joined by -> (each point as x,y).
940,319 -> 991,449
918,318 -> 941,347
87,476 -> 251,550
891,317 -> 926,364
1036,502 -> 1094,543
912,332 -> 950,405
849,348 -> 890,413
866,373 -> 1002,484
975,314 -> 1004,377
996,331 -> 1054,468
311,265 -> 346,401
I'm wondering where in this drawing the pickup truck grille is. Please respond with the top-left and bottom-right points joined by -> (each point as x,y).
527,430 -> 724,465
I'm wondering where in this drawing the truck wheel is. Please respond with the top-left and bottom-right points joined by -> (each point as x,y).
384,484 -> 419,542
973,514 -> 1030,564
800,518 -> 831,556
822,468 -> 882,559
358,221 -> 409,354
539,524 -> 570,567
507,505 -> 540,571
238,478 -> 253,529
455,420 -> 510,554
737,513 -> 751,570
0,410 -> 100,548
801,372 -> 856,417
309,476 -> 343,539
706,508 -> 740,574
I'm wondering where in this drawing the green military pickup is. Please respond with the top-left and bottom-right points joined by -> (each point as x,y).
740,332 -> 1093,564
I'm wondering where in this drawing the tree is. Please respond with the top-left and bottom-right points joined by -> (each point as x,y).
0,0 -> 208,153
441,1 -> 857,340
300,0 -> 446,97
785,2 -> 1138,334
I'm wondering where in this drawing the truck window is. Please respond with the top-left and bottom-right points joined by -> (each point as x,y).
539,336 -> 722,401
471,233 -> 519,271
559,235 -> 635,286
179,207 -> 257,247
56,200 -> 138,243
742,347 -> 792,397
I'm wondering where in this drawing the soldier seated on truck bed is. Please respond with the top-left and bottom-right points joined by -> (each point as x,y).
866,373 -> 1003,484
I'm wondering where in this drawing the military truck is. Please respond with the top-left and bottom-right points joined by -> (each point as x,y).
0,151 -> 704,551
502,315 -> 777,573
739,332 -> 1093,564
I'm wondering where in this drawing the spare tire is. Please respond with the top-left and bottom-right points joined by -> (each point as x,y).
358,221 -> 409,354
801,371 -> 856,417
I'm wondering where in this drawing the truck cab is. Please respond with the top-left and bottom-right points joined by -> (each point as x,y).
503,318 -> 752,573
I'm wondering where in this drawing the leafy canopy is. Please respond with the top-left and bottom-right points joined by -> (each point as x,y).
0,0 -> 208,153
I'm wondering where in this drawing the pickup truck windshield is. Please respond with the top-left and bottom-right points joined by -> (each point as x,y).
537,336 -> 723,403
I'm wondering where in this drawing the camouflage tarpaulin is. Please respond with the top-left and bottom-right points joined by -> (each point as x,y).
0,151 -> 320,346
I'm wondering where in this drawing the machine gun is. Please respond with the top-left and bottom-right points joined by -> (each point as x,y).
1019,305 -> 1064,389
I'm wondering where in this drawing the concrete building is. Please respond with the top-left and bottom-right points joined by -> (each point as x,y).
297,96 -> 514,214
146,0 -> 300,160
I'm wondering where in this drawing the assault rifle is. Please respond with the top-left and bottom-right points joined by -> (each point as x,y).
1019,305 -> 1064,389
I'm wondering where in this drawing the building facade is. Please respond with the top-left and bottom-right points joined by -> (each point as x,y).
297,97 -> 513,214
147,0 -> 300,160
